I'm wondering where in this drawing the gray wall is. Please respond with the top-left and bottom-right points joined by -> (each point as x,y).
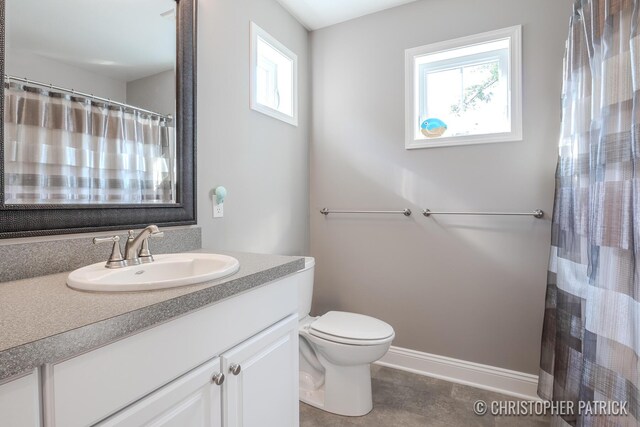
196,0 -> 310,255
5,48 -> 127,102
127,70 -> 175,116
310,0 -> 572,374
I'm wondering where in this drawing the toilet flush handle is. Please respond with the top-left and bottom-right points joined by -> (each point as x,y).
229,364 -> 242,376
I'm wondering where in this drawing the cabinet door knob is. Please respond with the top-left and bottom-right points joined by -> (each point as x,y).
212,373 -> 225,385
229,364 -> 242,375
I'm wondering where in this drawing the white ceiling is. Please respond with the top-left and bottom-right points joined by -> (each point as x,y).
275,0 -> 417,31
6,0 -> 176,82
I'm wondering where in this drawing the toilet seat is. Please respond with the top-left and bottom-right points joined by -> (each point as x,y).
309,311 -> 394,346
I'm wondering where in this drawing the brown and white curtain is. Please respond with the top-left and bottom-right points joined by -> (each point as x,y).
3,83 -> 175,204
539,0 -> 640,425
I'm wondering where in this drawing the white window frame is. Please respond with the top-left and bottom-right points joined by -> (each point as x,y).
250,22 -> 298,126
405,25 -> 522,149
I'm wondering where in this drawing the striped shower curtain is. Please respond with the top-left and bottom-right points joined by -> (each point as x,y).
3,83 -> 175,204
538,0 -> 640,425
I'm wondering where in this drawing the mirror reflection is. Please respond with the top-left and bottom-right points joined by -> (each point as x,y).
4,0 -> 177,204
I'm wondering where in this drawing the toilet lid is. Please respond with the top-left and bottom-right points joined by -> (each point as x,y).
309,311 -> 394,343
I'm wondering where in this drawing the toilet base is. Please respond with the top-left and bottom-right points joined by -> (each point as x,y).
299,371 -> 325,409
299,363 -> 373,417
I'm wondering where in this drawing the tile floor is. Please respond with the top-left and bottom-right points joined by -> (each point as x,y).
300,365 -> 549,427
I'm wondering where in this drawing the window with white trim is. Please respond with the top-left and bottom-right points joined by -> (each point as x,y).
405,26 -> 522,149
250,22 -> 298,126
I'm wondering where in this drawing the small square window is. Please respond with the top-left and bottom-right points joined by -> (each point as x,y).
405,26 -> 522,149
250,22 -> 298,126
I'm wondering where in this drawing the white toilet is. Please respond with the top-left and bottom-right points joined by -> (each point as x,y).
297,257 -> 394,416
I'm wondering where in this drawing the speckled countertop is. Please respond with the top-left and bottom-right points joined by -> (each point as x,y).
0,250 -> 304,382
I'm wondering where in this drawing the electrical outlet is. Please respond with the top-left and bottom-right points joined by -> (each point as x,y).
213,200 -> 224,218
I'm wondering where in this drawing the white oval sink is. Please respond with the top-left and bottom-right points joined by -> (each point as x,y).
67,253 -> 240,292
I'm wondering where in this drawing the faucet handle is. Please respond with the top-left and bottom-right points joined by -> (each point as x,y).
93,235 -> 127,269
138,231 -> 164,263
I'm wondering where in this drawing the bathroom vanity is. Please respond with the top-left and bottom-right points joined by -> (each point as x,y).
0,251 -> 304,427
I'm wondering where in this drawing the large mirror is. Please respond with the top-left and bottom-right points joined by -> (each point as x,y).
0,0 -> 196,237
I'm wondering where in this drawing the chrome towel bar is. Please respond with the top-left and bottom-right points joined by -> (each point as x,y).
320,208 -> 412,217
422,209 -> 544,219
319,208 -> 543,219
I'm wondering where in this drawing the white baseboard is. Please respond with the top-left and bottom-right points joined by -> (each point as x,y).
376,346 -> 540,400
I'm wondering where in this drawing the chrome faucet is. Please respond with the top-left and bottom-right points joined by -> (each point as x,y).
93,225 -> 164,268
124,225 -> 164,265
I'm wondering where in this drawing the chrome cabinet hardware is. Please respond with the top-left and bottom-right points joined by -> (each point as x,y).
212,373 -> 225,385
93,236 -> 127,269
229,364 -> 242,376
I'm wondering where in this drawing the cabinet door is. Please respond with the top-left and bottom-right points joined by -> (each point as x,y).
222,314 -> 298,427
97,358 -> 223,427
0,370 -> 41,427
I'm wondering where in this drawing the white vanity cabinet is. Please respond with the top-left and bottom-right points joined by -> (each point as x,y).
43,273 -> 300,427
97,357 -> 223,427
0,370 -> 41,427
98,315 -> 298,427
221,315 -> 298,427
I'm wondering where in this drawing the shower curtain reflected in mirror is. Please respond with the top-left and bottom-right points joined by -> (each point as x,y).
539,0 -> 640,425
3,82 -> 175,204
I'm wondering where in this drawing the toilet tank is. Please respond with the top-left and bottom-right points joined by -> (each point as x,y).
297,257 -> 315,319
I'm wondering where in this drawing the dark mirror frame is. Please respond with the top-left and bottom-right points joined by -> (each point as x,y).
0,0 -> 197,238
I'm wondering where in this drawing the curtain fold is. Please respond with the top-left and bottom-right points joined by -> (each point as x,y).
539,0 -> 640,425
3,83 -> 175,204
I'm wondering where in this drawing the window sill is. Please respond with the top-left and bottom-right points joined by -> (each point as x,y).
251,101 -> 298,127
405,130 -> 523,149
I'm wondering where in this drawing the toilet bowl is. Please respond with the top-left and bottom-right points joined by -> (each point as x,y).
296,257 -> 394,416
